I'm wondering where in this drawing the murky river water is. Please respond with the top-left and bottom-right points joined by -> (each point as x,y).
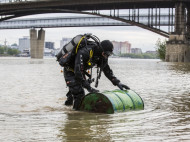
0,57 -> 190,142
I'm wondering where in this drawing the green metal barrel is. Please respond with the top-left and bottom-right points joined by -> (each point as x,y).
79,89 -> 144,114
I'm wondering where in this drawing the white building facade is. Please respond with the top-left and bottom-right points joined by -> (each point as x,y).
19,36 -> 30,52
112,41 -> 131,55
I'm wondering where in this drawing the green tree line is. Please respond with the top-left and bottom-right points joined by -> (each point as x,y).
0,46 -> 20,56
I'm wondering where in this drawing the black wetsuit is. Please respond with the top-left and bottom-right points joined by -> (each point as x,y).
63,42 -> 120,109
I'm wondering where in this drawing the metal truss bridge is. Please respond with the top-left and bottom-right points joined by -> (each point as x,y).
0,0 -> 190,38
1,0 -> 190,62
0,14 -> 174,31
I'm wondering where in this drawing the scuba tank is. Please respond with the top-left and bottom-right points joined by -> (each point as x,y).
56,34 -> 83,61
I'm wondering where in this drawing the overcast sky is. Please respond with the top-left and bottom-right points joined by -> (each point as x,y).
0,13 -> 167,52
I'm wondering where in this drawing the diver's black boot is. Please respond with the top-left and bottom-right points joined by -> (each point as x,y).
73,99 -> 81,110
65,96 -> 73,106
73,94 -> 85,110
65,91 -> 73,106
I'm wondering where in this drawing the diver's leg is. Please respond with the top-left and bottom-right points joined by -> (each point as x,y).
64,91 -> 73,106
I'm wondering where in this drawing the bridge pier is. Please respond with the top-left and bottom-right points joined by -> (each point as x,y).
187,8 -> 190,38
166,3 -> 190,62
30,28 -> 45,59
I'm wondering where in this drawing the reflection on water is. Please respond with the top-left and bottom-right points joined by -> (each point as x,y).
0,57 -> 190,142
29,60 -> 44,64
170,62 -> 190,73
58,112 -> 112,142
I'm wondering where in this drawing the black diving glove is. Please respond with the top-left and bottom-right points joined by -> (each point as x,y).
82,80 -> 99,93
87,87 -> 99,93
117,83 -> 130,90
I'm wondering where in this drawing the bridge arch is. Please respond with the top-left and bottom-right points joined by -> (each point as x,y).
0,8 -> 169,37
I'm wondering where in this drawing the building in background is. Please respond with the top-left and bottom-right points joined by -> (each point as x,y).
44,48 -> 54,56
45,42 -> 55,50
60,38 -> 72,49
18,36 -> 30,52
11,44 -> 19,49
145,51 -> 157,55
112,41 -> 131,55
131,48 -> 142,54
44,42 -> 55,56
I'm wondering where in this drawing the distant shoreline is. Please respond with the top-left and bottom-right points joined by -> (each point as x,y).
0,54 -> 17,57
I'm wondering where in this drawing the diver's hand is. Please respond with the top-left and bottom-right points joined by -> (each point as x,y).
82,80 -> 99,93
87,87 -> 99,93
117,83 -> 130,90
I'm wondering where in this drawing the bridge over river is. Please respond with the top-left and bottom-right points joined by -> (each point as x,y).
0,0 -> 190,62
0,14 -> 174,29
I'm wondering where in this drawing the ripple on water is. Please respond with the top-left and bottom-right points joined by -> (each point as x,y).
0,58 -> 190,142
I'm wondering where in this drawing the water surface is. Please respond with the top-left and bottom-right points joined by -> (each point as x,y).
0,57 -> 190,142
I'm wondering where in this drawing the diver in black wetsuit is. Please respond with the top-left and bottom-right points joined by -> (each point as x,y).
57,34 -> 130,110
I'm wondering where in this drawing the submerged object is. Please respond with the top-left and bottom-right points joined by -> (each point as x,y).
79,89 -> 144,114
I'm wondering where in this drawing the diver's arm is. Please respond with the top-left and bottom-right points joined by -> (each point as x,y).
103,63 -> 120,86
103,63 -> 130,90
